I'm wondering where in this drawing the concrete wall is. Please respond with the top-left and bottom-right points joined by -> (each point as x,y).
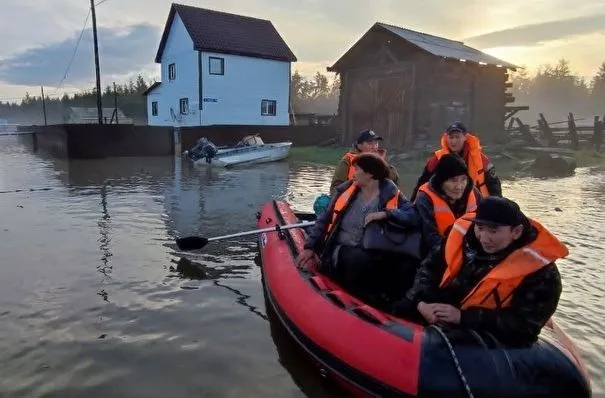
28,124 -> 173,159
180,125 -> 337,149
25,124 -> 337,159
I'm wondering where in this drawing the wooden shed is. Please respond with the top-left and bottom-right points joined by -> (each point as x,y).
328,23 -> 518,149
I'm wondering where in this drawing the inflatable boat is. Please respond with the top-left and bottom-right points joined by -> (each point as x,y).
257,200 -> 592,397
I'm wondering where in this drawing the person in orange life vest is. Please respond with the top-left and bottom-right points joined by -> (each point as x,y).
329,129 -> 402,196
394,196 -> 566,346
409,122 -> 501,202
297,153 -> 420,305
414,153 -> 482,251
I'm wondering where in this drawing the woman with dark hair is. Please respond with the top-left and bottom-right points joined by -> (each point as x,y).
296,153 -> 421,306
414,153 -> 481,251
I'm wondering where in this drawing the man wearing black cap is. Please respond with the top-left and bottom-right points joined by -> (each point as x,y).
394,196 -> 568,346
410,121 -> 501,201
329,129 -> 401,196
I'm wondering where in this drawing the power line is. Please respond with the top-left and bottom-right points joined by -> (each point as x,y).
50,8 -> 91,96
95,0 -> 110,5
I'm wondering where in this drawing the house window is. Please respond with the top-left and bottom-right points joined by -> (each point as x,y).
168,63 -> 176,80
179,98 -> 189,115
209,57 -> 224,75
261,99 -> 276,116
151,101 -> 158,116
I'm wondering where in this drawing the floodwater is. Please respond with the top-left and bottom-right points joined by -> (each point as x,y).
0,134 -> 603,397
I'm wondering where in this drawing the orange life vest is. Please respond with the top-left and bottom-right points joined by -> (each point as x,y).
416,182 -> 478,236
325,183 -> 400,236
435,134 -> 489,197
342,152 -> 357,180
440,213 -> 568,310
342,149 -> 389,180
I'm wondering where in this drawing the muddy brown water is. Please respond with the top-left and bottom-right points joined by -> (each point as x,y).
0,135 -> 603,397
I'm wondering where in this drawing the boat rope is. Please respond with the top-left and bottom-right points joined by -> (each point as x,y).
430,325 -> 475,398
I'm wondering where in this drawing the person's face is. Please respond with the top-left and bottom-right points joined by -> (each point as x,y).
442,175 -> 468,200
474,223 -> 523,253
358,139 -> 379,153
446,132 -> 466,153
353,165 -> 374,187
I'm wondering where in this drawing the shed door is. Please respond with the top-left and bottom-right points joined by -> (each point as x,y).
348,71 -> 412,149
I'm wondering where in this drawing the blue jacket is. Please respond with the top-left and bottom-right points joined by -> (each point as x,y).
304,179 -> 421,267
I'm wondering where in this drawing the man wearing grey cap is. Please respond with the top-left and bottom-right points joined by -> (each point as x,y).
329,129 -> 402,196
394,196 -> 568,346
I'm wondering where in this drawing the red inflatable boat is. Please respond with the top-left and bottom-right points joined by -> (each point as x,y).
257,200 -> 591,397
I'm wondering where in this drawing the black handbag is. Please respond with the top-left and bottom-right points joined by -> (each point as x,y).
361,220 -> 423,260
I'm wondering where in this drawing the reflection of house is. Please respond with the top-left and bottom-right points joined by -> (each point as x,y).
64,107 -> 132,124
328,23 -> 517,148
144,3 -> 297,127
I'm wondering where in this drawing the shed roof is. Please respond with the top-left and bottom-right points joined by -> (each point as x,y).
329,22 -> 517,71
155,3 -> 297,63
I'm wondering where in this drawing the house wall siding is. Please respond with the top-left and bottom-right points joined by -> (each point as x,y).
200,51 -> 290,126
147,13 -> 199,126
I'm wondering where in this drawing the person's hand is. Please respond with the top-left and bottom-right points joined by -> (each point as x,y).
364,211 -> 387,226
295,249 -> 318,268
433,303 -> 462,325
417,301 -> 439,324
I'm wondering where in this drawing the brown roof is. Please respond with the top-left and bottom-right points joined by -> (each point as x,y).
155,3 -> 297,63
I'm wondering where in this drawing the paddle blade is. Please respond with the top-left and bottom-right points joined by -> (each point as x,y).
176,236 -> 209,251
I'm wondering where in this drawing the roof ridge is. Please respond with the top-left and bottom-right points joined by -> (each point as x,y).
376,22 -> 465,45
172,3 -> 271,24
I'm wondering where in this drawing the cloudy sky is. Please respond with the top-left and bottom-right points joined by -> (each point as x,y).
1,0 -> 605,102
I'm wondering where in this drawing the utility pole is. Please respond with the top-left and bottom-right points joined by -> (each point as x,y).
40,86 -> 48,126
113,81 -> 119,124
90,0 -> 103,124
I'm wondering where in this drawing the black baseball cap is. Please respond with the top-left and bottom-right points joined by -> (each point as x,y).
471,196 -> 526,227
446,121 -> 468,134
357,129 -> 383,144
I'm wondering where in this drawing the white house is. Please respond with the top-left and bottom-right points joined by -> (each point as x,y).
144,3 -> 297,127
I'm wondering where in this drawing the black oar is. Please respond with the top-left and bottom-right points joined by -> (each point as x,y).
176,221 -> 316,251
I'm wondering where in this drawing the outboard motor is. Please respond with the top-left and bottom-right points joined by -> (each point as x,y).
188,137 -> 218,163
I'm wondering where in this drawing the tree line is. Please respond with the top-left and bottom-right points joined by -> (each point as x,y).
0,75 -> 153,125
511,59 -> 605,123
0,71 -> 340,125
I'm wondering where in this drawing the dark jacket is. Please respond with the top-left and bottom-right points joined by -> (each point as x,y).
330,146 -> 402,195
410,147 -> 501,202
415,176 -> 482,250
304,179 -> 420,267
398,222 -> 562,346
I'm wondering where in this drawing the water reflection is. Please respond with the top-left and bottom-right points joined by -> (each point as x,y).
0,134 -> 604,397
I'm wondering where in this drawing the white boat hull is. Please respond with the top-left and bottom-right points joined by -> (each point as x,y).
192,142 -> 292,168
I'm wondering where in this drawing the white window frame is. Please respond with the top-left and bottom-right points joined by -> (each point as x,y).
261,99 -> 276,116
151,101 -> 158,116
168,63 -> 176,80
209,57 -> 224,75
179,98 -> 189,115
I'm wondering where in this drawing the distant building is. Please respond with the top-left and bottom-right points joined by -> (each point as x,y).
64,107 -> 132,124
144,3 -> 297,127
328,23 -> 518,148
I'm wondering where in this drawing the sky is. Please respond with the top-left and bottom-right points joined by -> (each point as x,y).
1,0 -> 605,102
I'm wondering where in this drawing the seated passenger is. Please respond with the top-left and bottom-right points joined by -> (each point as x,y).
394,196 -> 567,347
414,153 -> 481,251
296,153 -> 420,306
410,121 -> 501,201
330,129 -> 402,196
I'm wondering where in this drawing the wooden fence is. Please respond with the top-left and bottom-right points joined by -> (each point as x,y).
506,112 -> 603,151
